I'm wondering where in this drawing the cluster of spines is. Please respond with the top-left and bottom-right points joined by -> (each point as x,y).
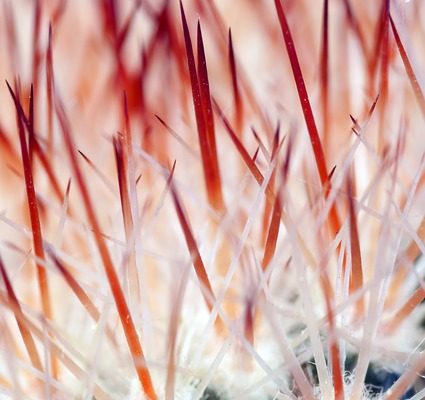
0,0 -> 424,399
